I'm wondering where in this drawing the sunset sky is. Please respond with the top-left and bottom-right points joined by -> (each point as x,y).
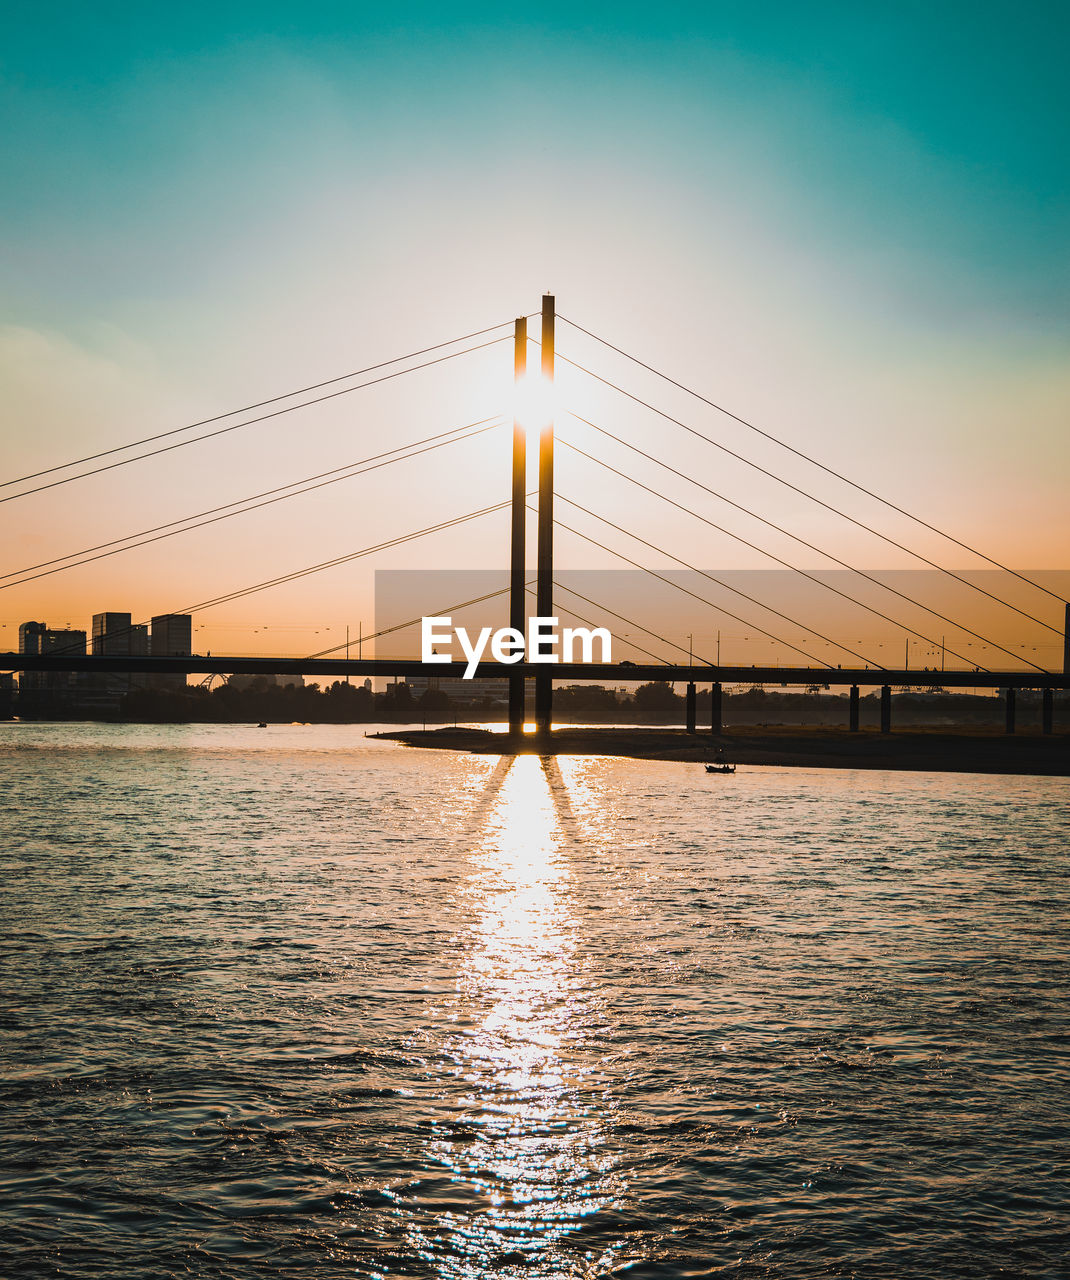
2,3 -> 1067,663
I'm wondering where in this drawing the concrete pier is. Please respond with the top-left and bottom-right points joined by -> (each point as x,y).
710,681 -> 723,735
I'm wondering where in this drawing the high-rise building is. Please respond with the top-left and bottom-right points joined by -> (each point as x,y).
19,621 -> 47,656
92,612 -> 133,655
151,614 -> 192,657
129,624 -> 148,686
92,611 -> 149,691
149,614 -> 191,691
18,621 -> 87,701
19,621 -> 87,659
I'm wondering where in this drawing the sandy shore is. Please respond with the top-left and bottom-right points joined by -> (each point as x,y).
375,725 -> 1070,776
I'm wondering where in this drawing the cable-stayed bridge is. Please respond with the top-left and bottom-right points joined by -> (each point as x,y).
3,296 -> 1069,736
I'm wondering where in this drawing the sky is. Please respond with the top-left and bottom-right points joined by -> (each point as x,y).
2,2 -> 1068,664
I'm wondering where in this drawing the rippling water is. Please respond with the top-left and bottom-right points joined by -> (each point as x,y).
2,722 -> 1068,1278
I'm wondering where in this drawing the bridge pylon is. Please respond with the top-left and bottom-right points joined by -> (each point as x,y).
508,316 -> 527,735
535,293 -> 555,734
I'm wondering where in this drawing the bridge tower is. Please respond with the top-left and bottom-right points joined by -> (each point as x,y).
535,294 -> 555,734
508,316 -> 527,735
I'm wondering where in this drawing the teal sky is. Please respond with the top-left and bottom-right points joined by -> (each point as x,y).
2,2 -> 1068,652
3,1 -> 1067,304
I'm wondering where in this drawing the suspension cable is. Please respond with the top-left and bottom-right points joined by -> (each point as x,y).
559,313 -> 1067,607
1,417 -> 505,590
532,503 -> 845,669
556,429 -> 1044,673
2,335 -> 511,505
308,576 -> 679,667
552,580 -> 697,665
32,500 -> 513,657
539,583 -> 672,665
303,581 -> 518,658
2,318 -> 517,490
556,349 -> 1063,634
566,410 -> 1062,644
557,493 -> 888,669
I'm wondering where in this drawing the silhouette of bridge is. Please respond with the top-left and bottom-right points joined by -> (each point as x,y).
4,295 -> 1069,736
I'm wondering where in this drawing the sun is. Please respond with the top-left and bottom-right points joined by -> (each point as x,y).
513,370 -> 555,434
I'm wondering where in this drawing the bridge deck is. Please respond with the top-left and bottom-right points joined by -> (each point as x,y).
3,654 -> 1067,690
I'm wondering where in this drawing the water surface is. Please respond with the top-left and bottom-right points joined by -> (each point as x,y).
2,723 -> 1068,1277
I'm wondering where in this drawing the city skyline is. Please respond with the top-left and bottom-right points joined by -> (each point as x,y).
11,560 -> 1070,673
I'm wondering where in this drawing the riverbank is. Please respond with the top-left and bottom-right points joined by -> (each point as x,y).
377,725 -> 1070,775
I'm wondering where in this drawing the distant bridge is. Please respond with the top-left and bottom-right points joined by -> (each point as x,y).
5,652 -> 1069,690
5,294 -> 1069,739
4,652 -> 1067,735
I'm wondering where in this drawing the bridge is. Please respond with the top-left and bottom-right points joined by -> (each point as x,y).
4,295 -> 1069,736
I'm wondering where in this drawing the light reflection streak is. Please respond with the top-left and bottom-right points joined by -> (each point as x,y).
407,754 -> 620,1276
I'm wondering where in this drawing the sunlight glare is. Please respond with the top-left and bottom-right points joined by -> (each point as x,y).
408,755 -> 619,1274
513,371 -> 555,434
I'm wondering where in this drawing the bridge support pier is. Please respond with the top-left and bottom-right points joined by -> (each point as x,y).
710,681 -> 723,735
534,673 -> 552,734
1005,686 -> 1016,735
1043,687 -> 1054,734
880,684 -> 891,734
849,684 -> 859,732
685,681 -> 696,733
1065,602 -> 1070,676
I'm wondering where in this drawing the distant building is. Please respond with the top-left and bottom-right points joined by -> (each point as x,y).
18,621 -> 43,654
150,614 -> 192,690
0,671 -> 14,719
404,674 -> 509,704
19,620 -> 87,669
92,612 -> 133,655
17,620 -> 90,710
20,619 -> 87,650
403,674 -> 439,697
19,621 -> 46,660
151,614 -> 192,657
227,672 -> 305,691
92,611 -> 147,691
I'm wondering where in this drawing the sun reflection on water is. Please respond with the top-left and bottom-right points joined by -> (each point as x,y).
408,754 -> 620,1276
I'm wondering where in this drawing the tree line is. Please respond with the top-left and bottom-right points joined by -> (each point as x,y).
7,676 -> 1054,729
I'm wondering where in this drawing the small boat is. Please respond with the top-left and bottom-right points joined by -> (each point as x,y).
705,762 -> 736,774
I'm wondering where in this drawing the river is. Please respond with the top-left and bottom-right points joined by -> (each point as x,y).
2,722 -> 1068,1277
